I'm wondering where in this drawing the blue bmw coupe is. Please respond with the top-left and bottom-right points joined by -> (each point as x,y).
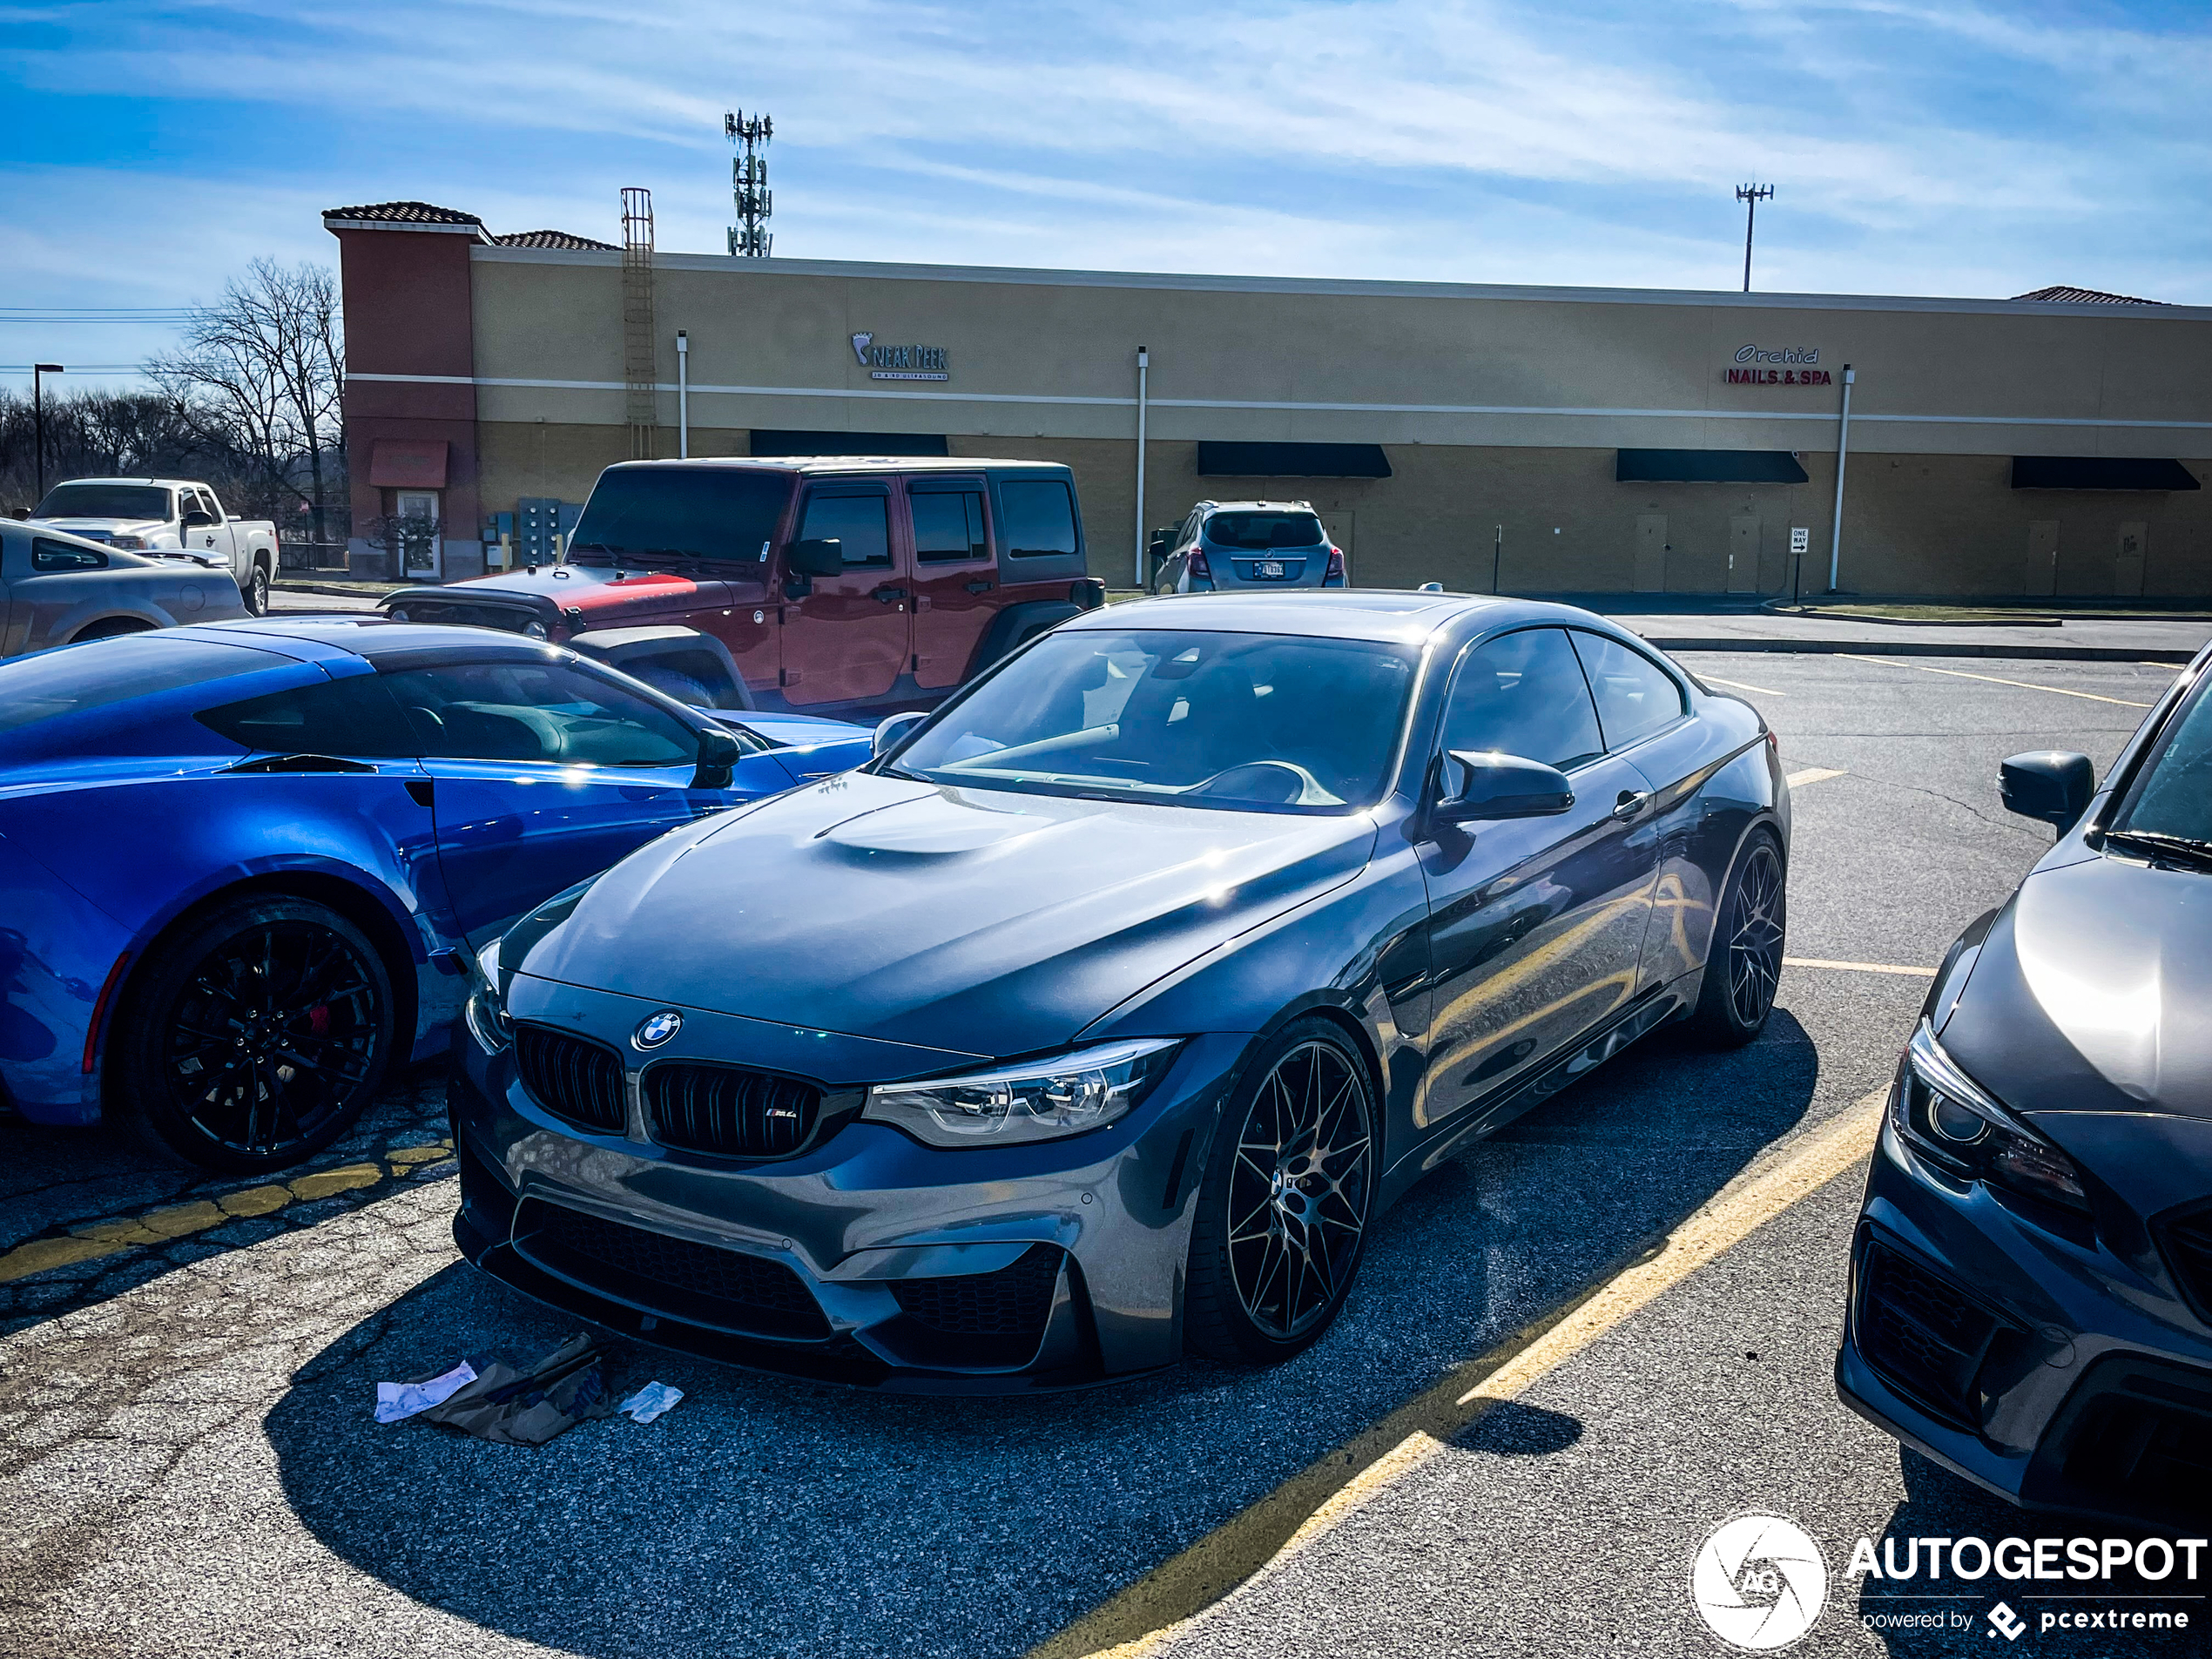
0,618 -> 868,1170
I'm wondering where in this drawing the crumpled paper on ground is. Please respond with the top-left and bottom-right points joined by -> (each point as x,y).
411,1334 -> 620,1446
618,1381 -> 684,1423
374,1360 -> 479,1424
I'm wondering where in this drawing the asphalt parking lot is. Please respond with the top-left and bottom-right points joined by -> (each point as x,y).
0,648 -> 2191,1658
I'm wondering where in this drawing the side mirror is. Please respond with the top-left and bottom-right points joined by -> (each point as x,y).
2000,751 -> 2094,834
786,537 -> 843,578
873,710 -> 929,758
180,508 -> 214,529
1435,750 -> 1575,825
689,727 -> 744,790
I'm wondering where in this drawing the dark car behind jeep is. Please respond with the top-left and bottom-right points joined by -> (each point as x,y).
380,458 -> 1103,716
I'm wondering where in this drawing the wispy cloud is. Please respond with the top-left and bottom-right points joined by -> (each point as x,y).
0,0 -> 2205,381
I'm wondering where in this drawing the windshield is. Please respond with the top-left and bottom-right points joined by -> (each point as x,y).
2115,671 -> 2212,844
1205,511 -> 1324,550
34,483 -> 172,520
568,467 -> 792,563
891,628 -> 1418,813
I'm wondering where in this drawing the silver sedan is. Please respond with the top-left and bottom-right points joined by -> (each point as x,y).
1,521 -> 246,658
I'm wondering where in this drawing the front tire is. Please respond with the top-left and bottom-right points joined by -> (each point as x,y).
242,562 -> 271,616
110,897 -> 396,1171
1185,1017 -> 1377,1364
1687,831 -> 1786,1048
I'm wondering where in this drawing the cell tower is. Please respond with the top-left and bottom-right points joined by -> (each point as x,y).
620,186 -> 658,458
726,110 -> 773,257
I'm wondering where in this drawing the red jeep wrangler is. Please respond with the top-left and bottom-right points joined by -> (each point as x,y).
380,458 -> 1103,715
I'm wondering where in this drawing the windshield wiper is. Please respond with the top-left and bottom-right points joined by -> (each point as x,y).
2101,827 -> 2212,873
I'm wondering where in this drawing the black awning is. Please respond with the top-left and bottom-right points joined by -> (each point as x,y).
1615,449 -> 1810,484
748,430 -> 949,458
2010,456 -> 2201,491
1196,441 -> 1392,479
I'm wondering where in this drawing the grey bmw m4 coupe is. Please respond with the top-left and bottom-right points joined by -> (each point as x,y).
450,591 -> 1790,1390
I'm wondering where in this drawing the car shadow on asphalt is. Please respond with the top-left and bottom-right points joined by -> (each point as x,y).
260,1008 -> 1823,1659
1856,1449 -> 2205,1656
0,1068 -> 450,1339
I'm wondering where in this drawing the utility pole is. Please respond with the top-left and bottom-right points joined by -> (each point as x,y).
1735,183 -> 1774,293
1828,364 -> 1856,591
32,363 -> 64,503
726,111 -> 773,257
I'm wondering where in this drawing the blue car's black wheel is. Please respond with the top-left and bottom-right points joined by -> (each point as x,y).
1185,1017 -> 1376,1363
112,897 -> 395,1171
1689,831 -> 1786,1047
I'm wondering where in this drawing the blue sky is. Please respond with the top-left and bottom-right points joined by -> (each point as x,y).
4,0 -> 2208,384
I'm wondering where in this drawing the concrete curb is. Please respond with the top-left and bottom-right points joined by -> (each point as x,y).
274,581 -> 401,599
1641,637 -> 2199,664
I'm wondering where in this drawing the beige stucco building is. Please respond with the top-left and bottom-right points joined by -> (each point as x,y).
327,201 -> 2212,597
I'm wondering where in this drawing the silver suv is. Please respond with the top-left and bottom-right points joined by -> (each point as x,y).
1147,501 -> 1345,594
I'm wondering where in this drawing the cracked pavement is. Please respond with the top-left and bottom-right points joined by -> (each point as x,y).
0,652 -> 2182,1657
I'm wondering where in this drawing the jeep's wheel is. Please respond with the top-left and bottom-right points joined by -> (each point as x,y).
633,665 -> 717,708
111,897 -> 395,1171
1185,1017 -> 1376,1364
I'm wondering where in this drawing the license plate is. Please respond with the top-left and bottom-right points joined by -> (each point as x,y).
1255,560 -> 1286,578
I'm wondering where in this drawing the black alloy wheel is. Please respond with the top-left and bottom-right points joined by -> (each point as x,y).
112,897 -> 395,1171
1186,1018 -> 1376,1362
1689,832 -> 1786,1047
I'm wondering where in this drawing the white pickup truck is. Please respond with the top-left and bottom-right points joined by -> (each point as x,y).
28,478 -> 280,615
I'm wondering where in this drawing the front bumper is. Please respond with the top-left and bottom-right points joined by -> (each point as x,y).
448,983 -> 1241,1393
1837,1106 -> 2212,1527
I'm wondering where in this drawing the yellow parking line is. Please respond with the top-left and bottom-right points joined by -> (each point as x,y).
0,1142 -> 454,1285
1027,1089 -> 1889,1659
1783,956 -> 1937,978
1837,655 -> 2156,708
1785,765 -> 1844,788
1703,674 -> 1786,697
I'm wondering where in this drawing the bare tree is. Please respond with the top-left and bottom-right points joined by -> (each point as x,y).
147,260 -> 345,542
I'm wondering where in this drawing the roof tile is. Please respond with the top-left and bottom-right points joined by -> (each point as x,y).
2011,285 -> 2167,306
322,201 -> 484,226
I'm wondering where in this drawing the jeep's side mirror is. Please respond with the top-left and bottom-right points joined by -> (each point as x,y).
786,537 -> 843,578
873,710 -> 928,758
689,727 -> 744,790
2000,751 -> 2094,834
1435,750 -> 1575,825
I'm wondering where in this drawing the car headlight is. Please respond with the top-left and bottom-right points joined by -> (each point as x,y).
463,940 -> 513,1054
861,1037 -> 1183,1147
110,533 -> 148,550
1892,1022 -> 2089,1215
522,619 -> 549,639
386,606 -> 409,623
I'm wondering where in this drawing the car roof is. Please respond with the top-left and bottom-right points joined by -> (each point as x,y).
37,477 -> 189,489
167,616 -> 549,665
1062,590 -> 1623,645
1200,500 -> 1317,514
597,457 -> 1071,475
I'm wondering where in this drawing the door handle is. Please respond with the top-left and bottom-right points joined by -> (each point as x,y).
965,579 -> 994,594
1612,789 -> 1651,821
873,586 -> 907,604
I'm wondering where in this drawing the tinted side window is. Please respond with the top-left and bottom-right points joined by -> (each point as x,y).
1000,479 -> 1077,557
384,660 -> 698,768
33,537 -> 105,572
197,673 -> 418,759
910,487 -> 989,563
1570,631 -> 1684,751
799,491 -> 892,569
1441,628 -> 1605,772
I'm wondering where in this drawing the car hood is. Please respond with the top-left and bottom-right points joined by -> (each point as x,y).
1941,851 -> 2212,1122
511,770 -> 1379,1058
403,565 -> 726,611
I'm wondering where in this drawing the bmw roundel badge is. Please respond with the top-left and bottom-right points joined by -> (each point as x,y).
633,1010 -> 684,1049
